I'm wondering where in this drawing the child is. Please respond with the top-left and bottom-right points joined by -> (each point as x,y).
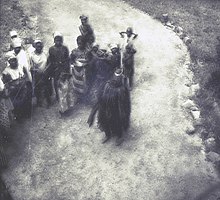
79,15 -> 95,46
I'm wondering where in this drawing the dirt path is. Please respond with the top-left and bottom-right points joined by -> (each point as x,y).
2,0 -> 220,199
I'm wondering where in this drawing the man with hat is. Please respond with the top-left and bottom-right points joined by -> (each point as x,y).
47,32 -> 70,101
79,15 -> 95,46
29,39 -> 49,106
87,68 -> 131,146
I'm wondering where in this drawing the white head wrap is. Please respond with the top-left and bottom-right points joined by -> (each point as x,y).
5,52 -> 17,61
53,31 -> 63,39
12,38 -> 22,48
34,39 -> 42,45
110,43 -> 118,50
10,30 -> 18,38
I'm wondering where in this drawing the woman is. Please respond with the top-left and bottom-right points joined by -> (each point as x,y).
2,55 -> 31,120
0,79 -> 11,169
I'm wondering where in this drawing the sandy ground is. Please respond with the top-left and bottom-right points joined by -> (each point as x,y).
2,0 -> 220,199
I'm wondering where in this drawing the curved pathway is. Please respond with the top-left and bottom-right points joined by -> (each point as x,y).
3,0 -> 220,199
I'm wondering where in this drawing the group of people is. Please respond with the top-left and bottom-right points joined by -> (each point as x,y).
0,15 -> 138,172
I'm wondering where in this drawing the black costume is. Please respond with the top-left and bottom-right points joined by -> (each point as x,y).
88,72 -> 131,142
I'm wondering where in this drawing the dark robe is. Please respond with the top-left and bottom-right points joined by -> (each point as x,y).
88,76 -> 131,138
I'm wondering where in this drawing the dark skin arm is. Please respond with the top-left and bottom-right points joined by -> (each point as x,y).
132,33 -> 138,39
119,32 -> 126,38
120,32 -> 138,39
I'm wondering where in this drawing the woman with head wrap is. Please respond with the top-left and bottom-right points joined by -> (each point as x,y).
70,35 -> 92,105
2,55 -> 31,119
6,38 -> 32,83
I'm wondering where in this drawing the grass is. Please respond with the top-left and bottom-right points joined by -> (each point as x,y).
0,0 -> 33,73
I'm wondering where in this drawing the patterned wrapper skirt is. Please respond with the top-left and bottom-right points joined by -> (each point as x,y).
58,78 -> 76,113
0,98 -> 13,131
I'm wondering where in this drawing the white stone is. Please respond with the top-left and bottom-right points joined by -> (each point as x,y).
213,102 -> 220,118
207,152 -> 220,163
181,86 -> 190,96
204,137 -> 216,150
189,83 -> 200,96
191,110 -> 200,120
175,26 -> 183,34
183,36 -> 192,45
186,124 -> 195,135
191,106 -> 199,111
182,99 -> 195,109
